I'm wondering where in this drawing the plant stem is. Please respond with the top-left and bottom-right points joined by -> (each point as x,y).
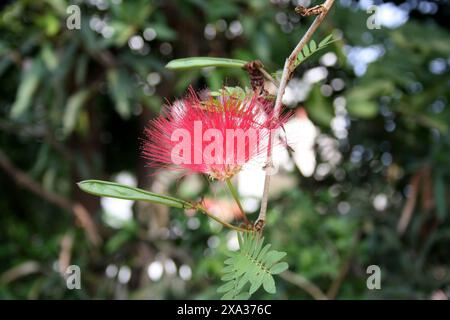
197,205 -> 251,233
225,178 -> 249,224
280,270 -> 328,300
256,0 -> 336,229
258,67 -> 279,87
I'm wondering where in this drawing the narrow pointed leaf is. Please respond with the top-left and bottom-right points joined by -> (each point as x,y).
302,45 -> 310,57
63,90 -> 90,135
225,250 -> 235,258
319,34 -> 334,47
217,281 -> 235,293
309,39 -> 317,52
249,234 -> 259,256
252,237 -> 264,258
77,180 -> 192,209
263,251 -> 287,266
221,273 -> 236,281
269,262 -> 289,274
236,274 -> 249,291
257,244 -> 272,261
10,60 -> 43,119
246,263 -> 260,283
107,69 -> 132,119
166,57 -> 247,70
262,274 -> 276,294
234,292 -> 250,300
223,264 -> 235,273
249,275 -> 264,294
237,233 -> 243,249
221,291 -> 235,300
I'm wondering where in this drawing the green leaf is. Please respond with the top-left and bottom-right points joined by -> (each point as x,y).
63,90 -> 90,136
36,13 -> 60,37
77,180 -> 192,209
107,69 -> 132,119
319,34 -> 334,47
295,34 -> 336,68
10,59 -> 43,119
242,233 -> 251,253
251,236 -> 264,258
221,290 -> 243,300
223,264 -> 235,272
263,251 -> 286,266
149,23 -> 177,41
246,263 -> 261,283
248,234 -> 260,256
218,233 -> 288,299
166,57 -> 247,70
249,274 -> 264,294
237,232 -> 243,248
234,292 -> 250,300
269,262 -> 289,274
217,281 -> 235,293
210,86 -> 253,99
303,44 -> 310,57
235,257 -> 248,276
309,40 -> 317,52
345,80 -> 393,119
306,85 -> 334,127
221,291 -> 234,300
221,273 -> 236,282
262,274 -> 276,294
257,244 -> 272,261
346,98 -> 378,119
236,274 -> 249,291
41,44 -> 58,71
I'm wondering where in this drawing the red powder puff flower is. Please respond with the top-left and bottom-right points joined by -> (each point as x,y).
142,89 -> 285,181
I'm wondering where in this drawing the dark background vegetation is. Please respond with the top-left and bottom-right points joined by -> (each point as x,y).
0,0 -> 449,299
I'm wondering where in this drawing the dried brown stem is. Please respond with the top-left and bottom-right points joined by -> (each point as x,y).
256,0 -> 335,228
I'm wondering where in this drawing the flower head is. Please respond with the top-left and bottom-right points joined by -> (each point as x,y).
142,88 -> 284,180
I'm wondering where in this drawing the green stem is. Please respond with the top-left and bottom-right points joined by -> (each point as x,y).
197,205 -> 251,233
225,178 -> 249,224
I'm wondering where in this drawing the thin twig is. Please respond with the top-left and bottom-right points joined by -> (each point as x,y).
256,0 -> 335,228
225,178 -> 249,224
0,261 -> 41,284
397,171 -> 421,235
197,205 -> 251,233
326,231 -> 361,299
58,233 -> 74,277
258,67 -> 279,87
280,270 -> 328,300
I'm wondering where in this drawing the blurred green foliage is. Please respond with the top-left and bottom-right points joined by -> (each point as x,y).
0,0 -> 449,299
